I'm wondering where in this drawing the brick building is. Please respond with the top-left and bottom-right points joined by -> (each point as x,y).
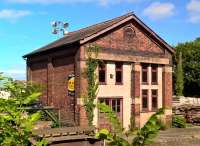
23,12 -> 175,129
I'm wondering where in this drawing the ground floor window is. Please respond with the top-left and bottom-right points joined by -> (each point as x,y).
142,89 -> 148,111
98,98 -> 123,130
152,89 -> 158,110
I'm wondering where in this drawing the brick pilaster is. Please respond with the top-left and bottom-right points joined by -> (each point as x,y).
162,65 -> 173,127
27,60 -> 31,81
131,63 -> 141,128
47,57 -> 54,106
162,66 -> 172,109
77,58 -> 89,127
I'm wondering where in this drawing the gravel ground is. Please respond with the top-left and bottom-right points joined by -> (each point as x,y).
151,127 -> 200,146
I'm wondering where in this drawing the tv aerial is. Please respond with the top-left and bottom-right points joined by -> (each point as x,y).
51,21 -> 69,37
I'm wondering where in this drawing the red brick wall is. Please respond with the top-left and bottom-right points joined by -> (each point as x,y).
28,47 -> 77,126
131,64 -> 141,128
163,71 -> 172,108
90,21 -> 164,54
52,56 -> 75,124
30,60 -> 48,105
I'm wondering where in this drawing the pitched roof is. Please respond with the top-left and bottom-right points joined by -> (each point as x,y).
23,12 -> 175,58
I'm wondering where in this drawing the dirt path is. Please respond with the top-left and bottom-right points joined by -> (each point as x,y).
151,127 -> 200,146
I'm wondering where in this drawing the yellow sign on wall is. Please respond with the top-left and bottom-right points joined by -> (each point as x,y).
68,73 -> 75,96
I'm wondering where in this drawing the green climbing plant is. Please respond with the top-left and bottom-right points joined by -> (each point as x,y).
84,44 -> 100,126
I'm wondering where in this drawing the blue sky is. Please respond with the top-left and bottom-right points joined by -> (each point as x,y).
0,0 -> 200,80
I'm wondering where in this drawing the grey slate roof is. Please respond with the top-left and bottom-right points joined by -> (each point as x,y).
23,12 -> 133,57
23,12 -> 175,58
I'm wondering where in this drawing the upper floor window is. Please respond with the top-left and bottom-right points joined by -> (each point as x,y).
152,90 -> 158,110
142,64 -> 148,84
99,62 -> 106,84
115,62 -> 123,84
151,65 -> 158,84
142,89 -> 148,111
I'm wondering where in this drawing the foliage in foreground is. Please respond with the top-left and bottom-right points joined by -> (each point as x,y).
172,115 -> 186,128
0,74 -> 47,146
97,102 -> 165,146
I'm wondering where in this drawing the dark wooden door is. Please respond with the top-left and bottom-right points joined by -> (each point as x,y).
98,98 -> 123,131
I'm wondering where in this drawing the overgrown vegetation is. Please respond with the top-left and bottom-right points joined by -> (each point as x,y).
175,37 -> 200,96
84,44 -> 100,126
0,74 -> 47,146
97,102 -> 165,146
172,115 -> 186,128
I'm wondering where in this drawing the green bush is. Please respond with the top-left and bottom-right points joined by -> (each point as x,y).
172,115 -> 186,128
0,74 -> 47,146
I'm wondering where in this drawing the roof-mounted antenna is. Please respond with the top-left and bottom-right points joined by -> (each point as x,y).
51,21 -> 69,37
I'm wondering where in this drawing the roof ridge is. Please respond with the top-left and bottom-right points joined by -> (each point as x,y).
68,12 -> 133,35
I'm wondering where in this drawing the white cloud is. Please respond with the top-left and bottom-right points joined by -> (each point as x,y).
98,0 -> 138,6
187,0 -> 200,23
143,2 -> 175,20
0,9 -> 31,20
5,0 -> 138,5
1,69 -> 26,80
1,70 -> 26,74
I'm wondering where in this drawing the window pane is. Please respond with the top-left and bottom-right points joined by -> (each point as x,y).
142,72 -> 147,83
99,71 -> 105,82
142,90 -> 148,96
152,90 -> 157,109
152,97 -> 157,109
142,65 -> 148,83
99,99 -> 104,103
116,62 -> 122,69
117,99 -> 120,112
152,72 -> 157,83
112,100 -> 116,112
99,63 -> 106,83
152,90 -> 157,96
152,66 -> 157,83
142,90 -> 148,110
105,99 -> 109,106
116,71 -> 122,83
142,97 -> 148,109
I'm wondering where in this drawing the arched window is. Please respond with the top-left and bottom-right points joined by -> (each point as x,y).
124,26 -> 136,43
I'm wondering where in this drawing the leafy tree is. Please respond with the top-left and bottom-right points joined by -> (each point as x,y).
0,74 -> 47,146
175,37 -> 200,96
96,102 -> 164,146
175,52 -> 184,96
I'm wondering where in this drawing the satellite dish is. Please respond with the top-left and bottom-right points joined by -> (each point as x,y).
51,21 -> 57,27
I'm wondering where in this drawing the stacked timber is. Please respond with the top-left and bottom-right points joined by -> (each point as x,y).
173,104 -> 200,125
